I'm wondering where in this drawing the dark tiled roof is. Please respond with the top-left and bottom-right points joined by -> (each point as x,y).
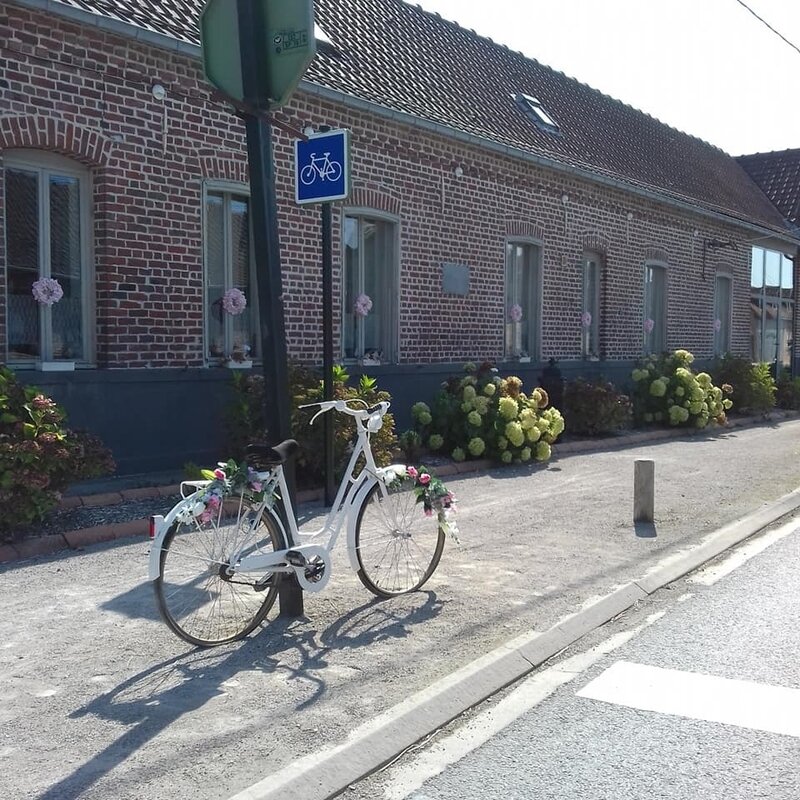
41,0 -> 792,233
737,149 -> 800,231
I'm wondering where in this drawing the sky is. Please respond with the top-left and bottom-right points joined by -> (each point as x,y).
412,0 -> 800,156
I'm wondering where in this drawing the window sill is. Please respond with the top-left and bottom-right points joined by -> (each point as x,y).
40,361 -> 76,372
225,359 -> 253,369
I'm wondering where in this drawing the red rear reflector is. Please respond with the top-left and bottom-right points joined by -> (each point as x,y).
149,516 -> 156,540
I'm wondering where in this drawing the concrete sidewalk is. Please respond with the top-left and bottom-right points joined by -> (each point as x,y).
2,417 -> 800,800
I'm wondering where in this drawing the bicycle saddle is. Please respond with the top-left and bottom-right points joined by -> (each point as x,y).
246,439 -> 299,466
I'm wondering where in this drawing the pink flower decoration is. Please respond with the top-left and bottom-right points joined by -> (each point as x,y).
222,288 -> 247,315
213,468 -> 226,480
250,481 -> 263,492
581,311 -> 592,328
32,277 -> 64,306
509,303 -> 523,323
713,318 -> 722,332
206,494 -> 221,509
354,293 -> 373,317
643,318 -> 655,334
199,510 -> 213,524
418,473 -> 431,485
406,466 -> 418,479
424,508 -> 433,517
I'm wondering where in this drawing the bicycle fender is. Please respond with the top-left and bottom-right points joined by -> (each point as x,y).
346,478 -> 373,574
147,493 -> 202,581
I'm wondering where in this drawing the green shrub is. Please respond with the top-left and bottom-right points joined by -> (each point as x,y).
411,361 -> 564,464
226,364 -> 397,489
562,378 -> 632,436
776,375 -> 800,410
631,349 -> 732,428
711,354 -> 776,414
0,365 -> 115,538
397,429 -> 422,463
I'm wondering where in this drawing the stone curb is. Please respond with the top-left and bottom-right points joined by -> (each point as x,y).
229,485 -> 800,800
3,411 -> 796,568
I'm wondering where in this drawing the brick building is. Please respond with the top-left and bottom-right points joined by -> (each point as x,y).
2,0 -> 798,473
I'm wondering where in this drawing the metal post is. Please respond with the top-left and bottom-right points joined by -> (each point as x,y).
238,0 -> 303,617
633,459 -> 655,523
322,202 -> 335,507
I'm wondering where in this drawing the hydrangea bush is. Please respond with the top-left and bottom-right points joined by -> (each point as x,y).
0,365 -> 115,538
411,362 -> 564,465
631,349 -> 732,428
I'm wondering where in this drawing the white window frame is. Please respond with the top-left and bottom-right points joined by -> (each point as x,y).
340,208 -> 400,364
713,272 -> 733,356
643,261 -> 668,354
750,245 -> 794,367
3,149 -> 93,366
202,182 -> 259,364
582,251 -> 602,359
504,239 -> 543,361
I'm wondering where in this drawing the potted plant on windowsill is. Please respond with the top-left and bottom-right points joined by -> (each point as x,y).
226,346 -> 253,369
32,278 -> 76,371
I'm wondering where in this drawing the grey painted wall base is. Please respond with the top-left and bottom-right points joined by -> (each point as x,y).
14,358 -> 663,475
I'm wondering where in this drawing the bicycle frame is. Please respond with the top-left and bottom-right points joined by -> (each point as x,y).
148,404 -> 399,584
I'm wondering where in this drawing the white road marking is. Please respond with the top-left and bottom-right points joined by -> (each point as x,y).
688,519 -> 798,586
381,613 -> 666,800
578,660 -> 800,738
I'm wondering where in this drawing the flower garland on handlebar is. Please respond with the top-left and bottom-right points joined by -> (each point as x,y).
386,465 -> 460,544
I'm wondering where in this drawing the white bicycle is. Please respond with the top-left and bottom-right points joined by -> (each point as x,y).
149,400 -> 455,647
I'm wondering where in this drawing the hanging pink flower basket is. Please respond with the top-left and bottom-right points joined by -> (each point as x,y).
509,304 -> 523,323
354,293 -> 373,317
643,318 -> 655,334
32,277 -> 64,306
222,288 -> 247,315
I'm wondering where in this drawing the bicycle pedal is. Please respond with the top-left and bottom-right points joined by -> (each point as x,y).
285,549 -> 306,567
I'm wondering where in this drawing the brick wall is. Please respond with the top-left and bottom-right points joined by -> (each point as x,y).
0,3 -> 763,370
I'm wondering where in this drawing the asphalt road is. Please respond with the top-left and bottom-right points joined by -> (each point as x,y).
1,420 -> 799,800
358,517 -> 800,800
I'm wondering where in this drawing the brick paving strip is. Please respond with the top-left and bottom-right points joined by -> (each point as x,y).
1,411 -> 796,566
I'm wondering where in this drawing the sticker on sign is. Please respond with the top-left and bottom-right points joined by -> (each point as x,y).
294,129 -> 350,205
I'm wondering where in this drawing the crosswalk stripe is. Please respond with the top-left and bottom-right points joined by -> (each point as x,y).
578,660 -> 800,738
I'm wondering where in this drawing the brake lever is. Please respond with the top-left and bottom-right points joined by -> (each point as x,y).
309,407 -> 327,426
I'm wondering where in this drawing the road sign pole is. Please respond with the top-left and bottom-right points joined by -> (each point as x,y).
238,0 -> 303,617
321,201 -> 335,507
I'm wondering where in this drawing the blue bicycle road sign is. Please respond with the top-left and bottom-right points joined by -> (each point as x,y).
294,129 -> 350,204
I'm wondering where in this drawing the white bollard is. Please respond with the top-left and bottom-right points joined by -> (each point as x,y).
634,459 -> 655,522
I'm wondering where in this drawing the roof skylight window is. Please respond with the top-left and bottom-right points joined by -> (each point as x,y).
513,94 -> 560,135
314,22 -> 342,57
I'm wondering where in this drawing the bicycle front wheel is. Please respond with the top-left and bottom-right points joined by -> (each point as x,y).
154,503 -> 284,647
354,482 -> 446,597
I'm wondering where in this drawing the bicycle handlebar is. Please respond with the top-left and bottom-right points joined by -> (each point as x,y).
300,399 -> 390,426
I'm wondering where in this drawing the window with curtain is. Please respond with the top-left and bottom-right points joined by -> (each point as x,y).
204,188 -> 258,362
342,213 -> 398,363
644,263 -> 667,354
582,251 -> 602,359
504,241 -> 541,360
750,246 -> 794,367
713,274 -> 733,356
4,152 -> 90,364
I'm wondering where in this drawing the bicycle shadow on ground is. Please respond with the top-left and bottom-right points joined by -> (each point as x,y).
99,580 -> 161,621
39,593 -> 442,800
318,590 -> 443,654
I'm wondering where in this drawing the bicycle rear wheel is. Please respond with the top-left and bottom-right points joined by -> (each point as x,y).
354,482 -> 446,597
154,502 -> 284,647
